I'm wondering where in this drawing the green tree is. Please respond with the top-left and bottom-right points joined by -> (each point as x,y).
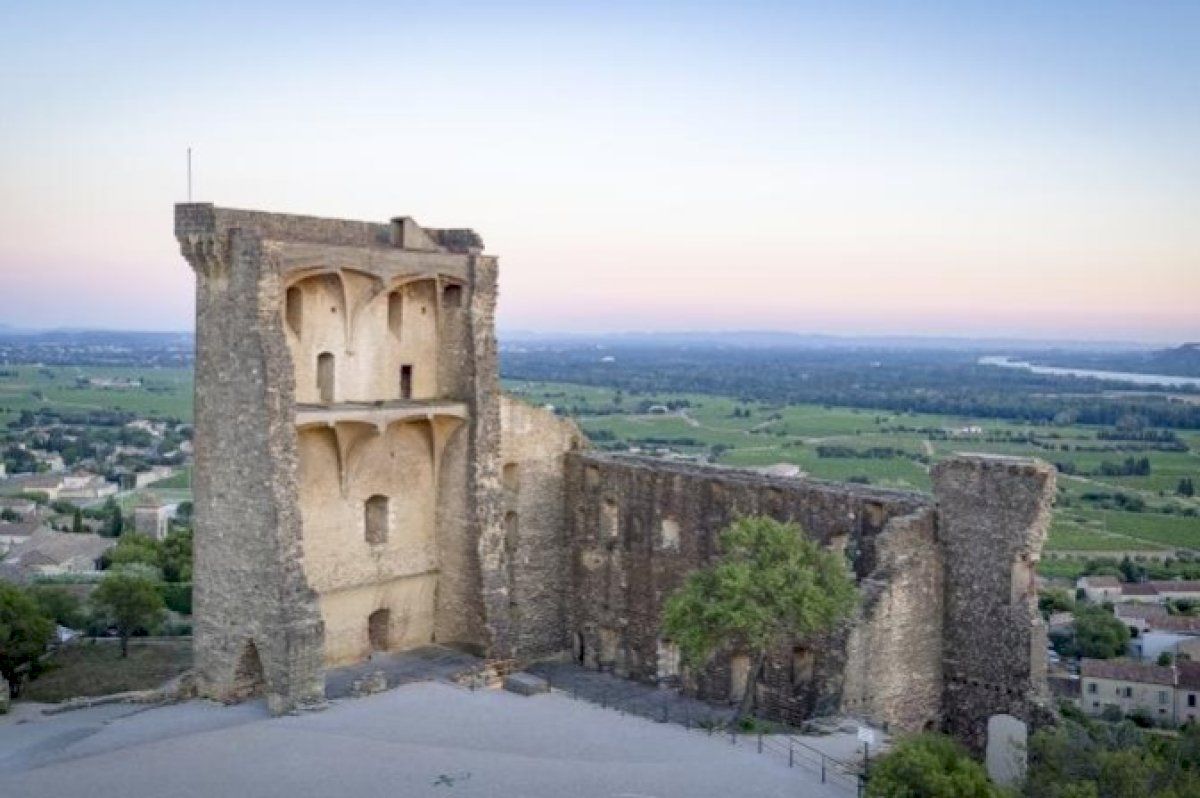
91,573 -> 164,657
28,585 -> 85,629
71,507 -> 83,534
661,516 -> 857,720
1039,588 -> 1075,618
0,582 -> 54,697
1158,651 -> 1174,667
1179,478 -> 1196,498
864,733 -> 999,798
1069,606 -> 1130,659
103,533 -> 162,573
158,529 -> 193,583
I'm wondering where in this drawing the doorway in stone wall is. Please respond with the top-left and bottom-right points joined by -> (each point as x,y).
231,639 -> 266,700
368,609 -> 391,652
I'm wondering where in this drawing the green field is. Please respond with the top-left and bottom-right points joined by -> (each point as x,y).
0,365 -> 193,426
506,379 -> 1200,556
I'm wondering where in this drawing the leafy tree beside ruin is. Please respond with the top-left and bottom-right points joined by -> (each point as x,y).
661,516 -> 858,720
864,733 -> 999,798
91,573 -> 164,658
0,582 -> 54,697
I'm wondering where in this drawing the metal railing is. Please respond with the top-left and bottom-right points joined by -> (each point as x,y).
536,669 -> 867,796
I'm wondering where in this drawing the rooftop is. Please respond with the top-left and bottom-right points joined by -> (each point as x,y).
1081,658 -> 1176,686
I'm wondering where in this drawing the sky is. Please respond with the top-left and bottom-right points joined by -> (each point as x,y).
0,1 -> 1197,343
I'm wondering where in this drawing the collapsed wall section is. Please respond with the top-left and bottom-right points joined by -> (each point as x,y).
563,453 -> 938,729
933,455 -> 1056,752
499,395 -> 586,658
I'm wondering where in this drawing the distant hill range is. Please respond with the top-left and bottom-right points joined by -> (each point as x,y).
1027,343 -> 1200,379
499,329 -> 1155,353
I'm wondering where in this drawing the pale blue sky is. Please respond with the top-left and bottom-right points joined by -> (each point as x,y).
1,1 -> 1196,341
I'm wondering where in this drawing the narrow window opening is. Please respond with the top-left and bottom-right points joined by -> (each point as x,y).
365,495 -> 389,545
231,640 -> 266,700
388,291 -> 403,339
443,284 -> 463,308
400,365 -> 413,399
317,352 -> 335,403
285,287 -> 303,336
659,517 -> 680,550
573,632 -> 586,665
368,608 -> 391,652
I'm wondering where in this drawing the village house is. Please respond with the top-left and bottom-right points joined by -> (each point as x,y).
1077,575 -> 1122,604
0,497 -> 38,518
1,528 -> 114,581
1081,659 -> 1176,724
132,491 -> 174,540
0,519 -> 42,555
56,471 -> 119,502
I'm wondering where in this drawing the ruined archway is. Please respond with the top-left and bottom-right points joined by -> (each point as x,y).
230,639 -> 266,701
368,609 -> 391,652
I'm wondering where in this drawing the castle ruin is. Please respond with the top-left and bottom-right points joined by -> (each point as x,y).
177,204 -> 1055,747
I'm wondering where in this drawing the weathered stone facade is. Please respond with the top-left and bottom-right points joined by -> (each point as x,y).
179,204 -> 1056,750
177,205 -> 507,711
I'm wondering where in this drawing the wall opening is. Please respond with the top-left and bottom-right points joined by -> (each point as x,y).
730,654 -> 751,703
317,352 -> 335,403
365,495 -> 389,545
504,511 -> 519,572
231,639 -> 266,700
388,291 -> 403,339
573,632 -> 586,665
368,608 -> 391,651
443,284 -> 463,308
791,647 -> 814,687
1011,554 -> 1035,605
502,462 -> 520,494
400,365 -> 413,399
601,497 -> 619,542
285,286 -> 303,336
656,639 -> 681,681
659,517 -> 681,550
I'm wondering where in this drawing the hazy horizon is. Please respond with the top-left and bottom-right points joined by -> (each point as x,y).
1,2 -> 1197,342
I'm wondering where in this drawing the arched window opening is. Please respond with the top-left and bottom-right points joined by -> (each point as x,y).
368,609 -> 391,652
502,463 -> 520,495
659,517 -> 680,550
317,352 -> 335,403
791,647 -> 814,687
365,495 -> 389,545
285,286 -> 303,336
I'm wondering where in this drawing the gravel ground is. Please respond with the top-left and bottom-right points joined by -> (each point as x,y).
0,682 -> 852,798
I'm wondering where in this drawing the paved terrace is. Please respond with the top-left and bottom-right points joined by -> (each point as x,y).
1,682 -> 853,798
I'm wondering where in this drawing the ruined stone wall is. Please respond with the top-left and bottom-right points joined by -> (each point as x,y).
499,395 -> 586,659
841,508 -> 943,732
178,206 -> 324,713
563,453 -> 937,728
933,455 -> 1056,752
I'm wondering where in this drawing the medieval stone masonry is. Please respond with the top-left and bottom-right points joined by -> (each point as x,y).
177,204 -> 1056,747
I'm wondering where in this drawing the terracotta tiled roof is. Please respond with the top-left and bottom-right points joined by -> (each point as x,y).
1149,616 -> 1200,635
1178,662 -> 1200,690
1150,581 -> 1200,594
1115,604 -> 1168,620
1081,658 -> 1175,686
1081,576 -> 1121,588
1122,584 -> 1160,596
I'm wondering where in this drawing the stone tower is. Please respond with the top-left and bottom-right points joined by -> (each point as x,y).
176,205 -> 508,712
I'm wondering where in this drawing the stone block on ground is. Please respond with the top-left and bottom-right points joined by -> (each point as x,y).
504,673 -> 549,696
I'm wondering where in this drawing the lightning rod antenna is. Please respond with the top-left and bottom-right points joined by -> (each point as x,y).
187,147 -> 193,202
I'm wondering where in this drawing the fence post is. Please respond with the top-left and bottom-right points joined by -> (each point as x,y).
821,756 -> 826,783
662,704 -> 668,723
757,733 -> 763,754
602,688 -> 608,709
789,739 -> 794,768
729,728 -> 736,746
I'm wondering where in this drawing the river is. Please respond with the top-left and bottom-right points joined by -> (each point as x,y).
978,356 -> 1200,389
